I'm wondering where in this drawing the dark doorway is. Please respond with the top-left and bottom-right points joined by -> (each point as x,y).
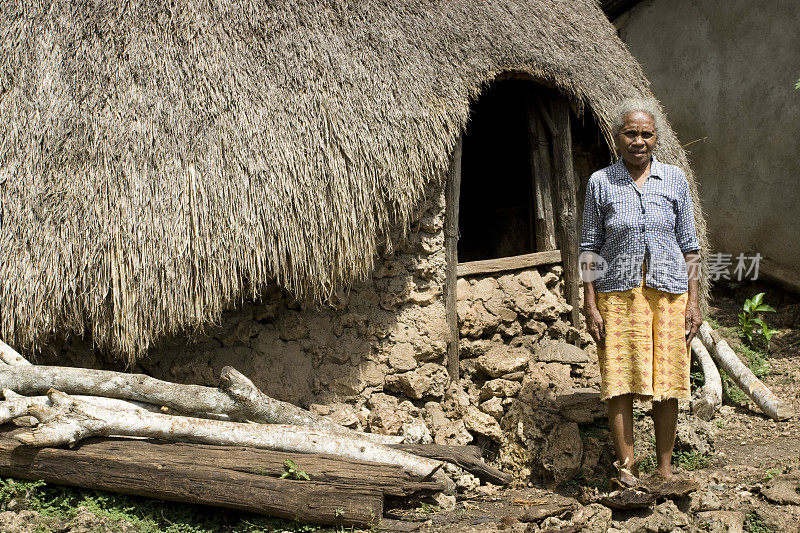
458,81 -> 536,263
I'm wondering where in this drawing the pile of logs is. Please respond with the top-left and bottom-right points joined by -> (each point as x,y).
690,322 -> 791,421
0,341 -> 510,527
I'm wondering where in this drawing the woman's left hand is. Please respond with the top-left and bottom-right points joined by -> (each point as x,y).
685,300 -> 702,345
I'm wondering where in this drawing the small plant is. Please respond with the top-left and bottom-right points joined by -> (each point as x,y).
763,467 -> 784,483
673,451 -> 711,471
416,502 -> 440,515
280,459 -> 311,481
745,511 -> 774,533
738,293 -> 779,350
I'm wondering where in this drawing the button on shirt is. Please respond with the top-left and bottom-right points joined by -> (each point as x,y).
580,156 -> 700,294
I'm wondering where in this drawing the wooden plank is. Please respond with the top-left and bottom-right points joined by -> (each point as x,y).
445,136 -> 463,381
0,427 -> 392,527
457,250 -> 562,278
528,98 -> 558,251
549,97 -> 582,329
389,443 -> 513,486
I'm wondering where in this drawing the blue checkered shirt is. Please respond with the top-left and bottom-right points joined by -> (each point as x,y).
580,156 -> 700,294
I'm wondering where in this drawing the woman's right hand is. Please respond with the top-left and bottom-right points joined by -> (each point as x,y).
584,306 -> 605,347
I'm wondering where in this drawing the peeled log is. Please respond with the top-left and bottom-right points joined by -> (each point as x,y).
14,389 -> 451,488
0,341 -> 31,366
698,322 -> 791,421
689,338 -> 722,420
0,365 -> 398,444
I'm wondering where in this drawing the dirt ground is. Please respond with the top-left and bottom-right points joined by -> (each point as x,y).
377,280 -> 800,532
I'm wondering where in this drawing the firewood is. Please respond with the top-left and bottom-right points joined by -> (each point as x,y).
10,389 -> 453,489
689,338 -> 722,420
698,322 -> 791,421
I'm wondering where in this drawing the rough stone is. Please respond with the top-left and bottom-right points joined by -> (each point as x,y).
477,346 -> 531,378
484,297 -> 518,323
456,277 -> 473,301
689,488 -> 723,512
401,419 -> 433,444
385,363 -> 449,399
441,383 -> 471,417
431,492 -> 457,511
541,422 -> 583,482
458,301 -> 501,338
518,494 -> 578,522
479,396 -> 505,420
480,378 -> 523,401
388,342 -> 418,371
367,393 -> 412,435
571,503 -> 612,533
463,405 -> 504,442
555,388 -> 606,424
434,419 -> 473,446
473,278 -> 499,301
536,342 -> 591,364
696,511 -> 745,533
642,500 -> 689,532
443,463 -> 481,493
761,471 -> 800,505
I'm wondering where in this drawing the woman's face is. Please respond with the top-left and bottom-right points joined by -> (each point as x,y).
616,111 -> 657,168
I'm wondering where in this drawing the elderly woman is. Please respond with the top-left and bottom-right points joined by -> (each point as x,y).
579,99 -> 701,487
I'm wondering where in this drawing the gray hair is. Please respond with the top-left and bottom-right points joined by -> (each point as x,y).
610,98 -> 664,137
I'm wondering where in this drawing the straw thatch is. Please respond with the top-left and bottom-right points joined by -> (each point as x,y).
0,0 -> 708,360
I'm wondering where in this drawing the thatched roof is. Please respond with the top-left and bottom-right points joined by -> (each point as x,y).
0,0 -> 708,359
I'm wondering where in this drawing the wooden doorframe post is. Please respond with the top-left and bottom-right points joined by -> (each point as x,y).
550,97 -> 582,330
445,136 -> 463,382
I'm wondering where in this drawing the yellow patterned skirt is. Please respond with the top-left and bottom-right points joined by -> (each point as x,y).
596,278 -> 690,402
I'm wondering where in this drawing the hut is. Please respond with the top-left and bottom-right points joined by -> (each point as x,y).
0,0 -> 708,479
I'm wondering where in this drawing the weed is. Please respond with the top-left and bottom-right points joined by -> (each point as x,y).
763,467 -> 784,483
715,419 -> 726,429
745,511 -> 774,533
280,459 -> 311,481
635,454 -> 654,475
636,451 -> 710,475
673,451 -> 711,471
416,502 -> 440,515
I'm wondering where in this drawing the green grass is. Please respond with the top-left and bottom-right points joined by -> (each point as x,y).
0,478 -> 356,533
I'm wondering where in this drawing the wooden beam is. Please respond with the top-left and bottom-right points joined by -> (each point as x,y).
457,250 -> 562,278
549,97 -> 582,329
445,137 -> 463,381
0,427 -> 385,527
528,98 -> 558,251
